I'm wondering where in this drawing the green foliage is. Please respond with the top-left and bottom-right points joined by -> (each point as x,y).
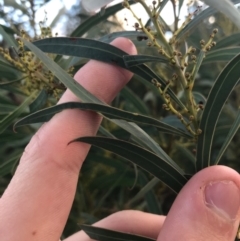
1,0 -> 240,239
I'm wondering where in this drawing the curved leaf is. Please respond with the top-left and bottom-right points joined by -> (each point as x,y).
120,86 -> 149,115
23,39 -> 102,104
0,91 -> 36,134
215,32 -> 240,49
0,24 -> 17,48
0,152 -> 21,177
15,102 -> 192,138
81,224 -> 154,241
29,90 -> 47,113
73,136 -> 188,193
71,1 -> 135,37
214,109 -> 240,165
203,0 -> 240,28
203,47 -> 240,64
138,173 -> 162,214
32,37 -> 186,110
176,0 -> 240,41
196,53 -> 240,170
127,176 -> 160,206
23,38 -> 189,171
114,121 -> 184,172
123,54 -> 168,67
99,31 -> 148,44
0,76 -> 25,86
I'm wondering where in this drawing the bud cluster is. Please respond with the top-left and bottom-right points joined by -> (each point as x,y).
0,26 -> 68,99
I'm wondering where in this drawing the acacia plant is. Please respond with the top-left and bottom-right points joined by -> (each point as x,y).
1,0 -> 240,239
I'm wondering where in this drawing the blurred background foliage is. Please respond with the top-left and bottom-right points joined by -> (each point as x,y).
1,0 -> 240,239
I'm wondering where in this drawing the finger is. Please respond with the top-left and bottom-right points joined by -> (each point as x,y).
0,38 -> 137,241
64,210 -> 166,241
158,165 -> 240,241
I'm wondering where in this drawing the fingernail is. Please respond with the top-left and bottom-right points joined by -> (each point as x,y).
205,181 -> 240,221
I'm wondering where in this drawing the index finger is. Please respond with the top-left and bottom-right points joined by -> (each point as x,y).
0,38 -> 137,241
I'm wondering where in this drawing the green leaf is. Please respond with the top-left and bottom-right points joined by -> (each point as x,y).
177,0 -> 240,41
215,32 -> 240,49
120,86 -> 149,115
0,24 -> 17,48
81,224 -> 155,241
192,50 -> 205,81
99,31 -> 148,44
196,53 -> 240,171
123,54 -> 168,67
114,121 -> 184,172
203,0 -> 240,28
29,90 -> 47,113
23,38 -> 189,167
176,7 -> 216,41
0,91 -> 36,134
214,109 -> 240,165
127,176 -> 160,206
21,39 -> 161,163
193,92 -> 206,104
203,47 -> 240,64
159,0 -> 169,13
15,102 -> 192,138
23,39 -> 102,104
73,136 -> 188,193
0,24 -> 16,35
137,173 -> 162,214
65,31 -> 149,68
71,1 -> 135,37
0,76 -> 26,86
178,0 -> 184,15
98,125 -> 116,138
0,103 -> 16,114
32,37 -> 187,110
0,152 -> 21,176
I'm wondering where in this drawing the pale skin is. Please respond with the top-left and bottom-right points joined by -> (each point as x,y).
0,38 -> 240,241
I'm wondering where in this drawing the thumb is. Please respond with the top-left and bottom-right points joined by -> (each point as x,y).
158,165 -> 240,241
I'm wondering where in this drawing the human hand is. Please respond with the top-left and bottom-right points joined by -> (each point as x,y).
0,38 -> 240,241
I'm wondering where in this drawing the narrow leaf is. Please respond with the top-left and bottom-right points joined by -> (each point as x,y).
196,53 -> 240,170
0,24 -> 17,47
215,32 -> 240,49
23,39 -> 102,104
15,102 -> 192,138
123,54 -> 168,67
214,109 -> 240,165
203,47 -> 240,64
99,31 -> 148,44
0,91 -> 36,134
178,0 -> 184,14
0,152 -> 21,176
203,0 -> 240,28
71,1 -> 135,37
159,0 -> 169,13
120,86 -> 149,115
114,120 -> 184,172
74,136 -> 188,193
0,76 -> 26,86
31,37 -> 187,110
127,176 -> 159,205
29,90 -> 47,113
81,224 -> 154,241
192,50 -> 205,81
177,0 -> 240,41
137,173 -> 162,214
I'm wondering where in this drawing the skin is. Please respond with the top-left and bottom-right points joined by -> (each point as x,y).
0,38 -> 240,241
